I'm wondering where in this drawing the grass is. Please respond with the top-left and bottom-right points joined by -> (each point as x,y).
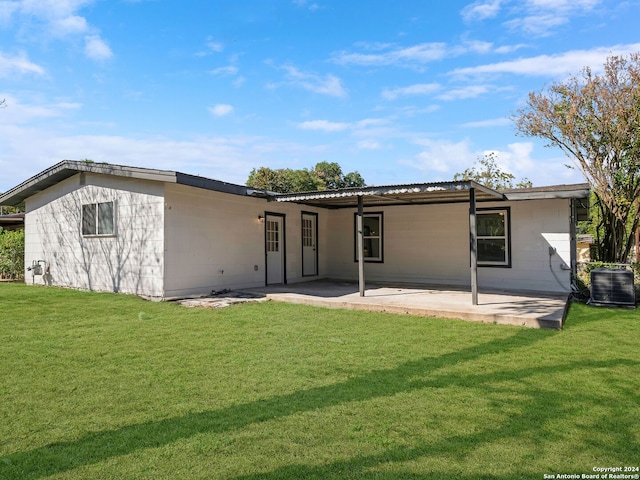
0,283 -> 638,480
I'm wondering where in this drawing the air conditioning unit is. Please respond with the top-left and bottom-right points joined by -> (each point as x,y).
590,268 -> 636,306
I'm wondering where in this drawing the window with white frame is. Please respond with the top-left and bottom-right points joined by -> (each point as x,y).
477,208 -> 510,267
354,212 -> 383,262
82,201 -> 115,236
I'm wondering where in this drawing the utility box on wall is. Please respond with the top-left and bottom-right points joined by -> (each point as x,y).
590,268 -> 636,307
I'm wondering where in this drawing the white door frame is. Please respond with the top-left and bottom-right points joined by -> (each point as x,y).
302,211 -> 318,277
265,212 -> 286,285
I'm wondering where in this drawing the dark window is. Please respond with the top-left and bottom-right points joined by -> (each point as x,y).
82,202 -> 115,236
354,212 -> 383,262
477,209 -> 510,266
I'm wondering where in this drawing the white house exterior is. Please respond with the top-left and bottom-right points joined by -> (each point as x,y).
0,161 -> 589,301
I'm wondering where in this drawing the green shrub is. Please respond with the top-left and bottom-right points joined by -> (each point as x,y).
0,229 -> 24,280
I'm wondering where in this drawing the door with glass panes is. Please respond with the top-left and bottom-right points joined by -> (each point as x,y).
266,214 -> 285,284
302,212 -> 317,276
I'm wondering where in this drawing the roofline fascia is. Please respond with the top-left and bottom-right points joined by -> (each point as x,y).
503,188 -> 590,201
0,160 -> 261,206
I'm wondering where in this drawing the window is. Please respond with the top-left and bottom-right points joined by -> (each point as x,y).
477,208 -> 510,267
266,219 -> 280,252
82,201 -> 115,236
354,212 -> 383,262
302,217 -> 313,247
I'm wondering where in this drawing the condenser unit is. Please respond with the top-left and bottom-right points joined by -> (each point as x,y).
590,268 -> 636,307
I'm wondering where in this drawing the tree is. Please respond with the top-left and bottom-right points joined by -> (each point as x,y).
247,162 -> 366,193
0,229 -> 24,280
0,98 -> 6,109
513,53 -> 640,263
453,153 -> 532,190
246,167 -> 323,193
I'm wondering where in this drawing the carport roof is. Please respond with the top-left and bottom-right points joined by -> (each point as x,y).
273,181 -> 589,208
273,181 -> 503,208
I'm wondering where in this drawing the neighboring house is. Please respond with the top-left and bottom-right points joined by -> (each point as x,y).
0,161 -> 589,300
577,234 -> 595,263
0,213 -> 24,231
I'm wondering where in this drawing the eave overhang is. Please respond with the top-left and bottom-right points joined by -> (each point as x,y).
0,160 -> 260,207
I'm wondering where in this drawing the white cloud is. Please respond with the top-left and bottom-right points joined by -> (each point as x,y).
461,0 -> 503,22
507,0 -> 601,36
1,1 -> 112,61
332,40 -> 505,69
357,139 -> 381,150
0,131 -> 250,190
450,43 -> 640,78
84,35 -> 112,61
51,14 -> 88,35
461,40 -> 494,55
0,2 -> 20,23
298,120 -> 350,132
3,0 -> 94,36
462,0 -> 602,36
0,50 -> 45,76
0,123 -> 334,192
0,94 -> 81,124
486,142 -> 583,186
525,0 -> 601,13
403,138 -> 584,186
297,117 -> 389,134
504,14 -> 568,37
209,66 -> 239,76
494,44 -> 528,54
196,38 -> 224,56
209,104 -> 234,117
273,65 -> 347,98
409,138 -> 477,174
382,83 -> 441,100
332,42 -> 449,68
461,117 -> 511,128
205,40 -> 223,52
437,85 -> 492,101
292,0 -> 320,11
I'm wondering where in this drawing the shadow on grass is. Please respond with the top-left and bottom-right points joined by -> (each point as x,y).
231,356 -> 640,479
1,329 -> 637,479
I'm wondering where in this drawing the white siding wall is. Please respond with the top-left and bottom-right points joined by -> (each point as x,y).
163,184 -> 323,298
22,172 -> 572,298
324,198 -> 572,293
479,198 -> 571,293
25,173 -> 165,298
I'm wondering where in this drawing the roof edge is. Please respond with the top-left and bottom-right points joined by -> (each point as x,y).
274,180 -> 504,202
0,160 -> 258,206
502,183 -> 590,200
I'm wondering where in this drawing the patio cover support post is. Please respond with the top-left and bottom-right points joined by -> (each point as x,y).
357,195 -> 365,297
570,198 -> 577,280
469,187 -> 478,305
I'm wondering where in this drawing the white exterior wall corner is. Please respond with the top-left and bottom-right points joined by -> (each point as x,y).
24,173 -> 165,298
323,197 -> 573,294
162,184 -> 323,298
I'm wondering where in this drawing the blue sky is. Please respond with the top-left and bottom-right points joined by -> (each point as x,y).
1,0 -> 640,192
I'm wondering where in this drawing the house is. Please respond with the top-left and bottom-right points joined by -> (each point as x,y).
0,160 -> 589,301
0,212 -> 24,232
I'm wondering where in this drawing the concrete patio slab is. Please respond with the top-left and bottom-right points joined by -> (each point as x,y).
244,280 -> 570,329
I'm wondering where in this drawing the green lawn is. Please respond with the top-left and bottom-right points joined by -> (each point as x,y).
0,283 -> 638,480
